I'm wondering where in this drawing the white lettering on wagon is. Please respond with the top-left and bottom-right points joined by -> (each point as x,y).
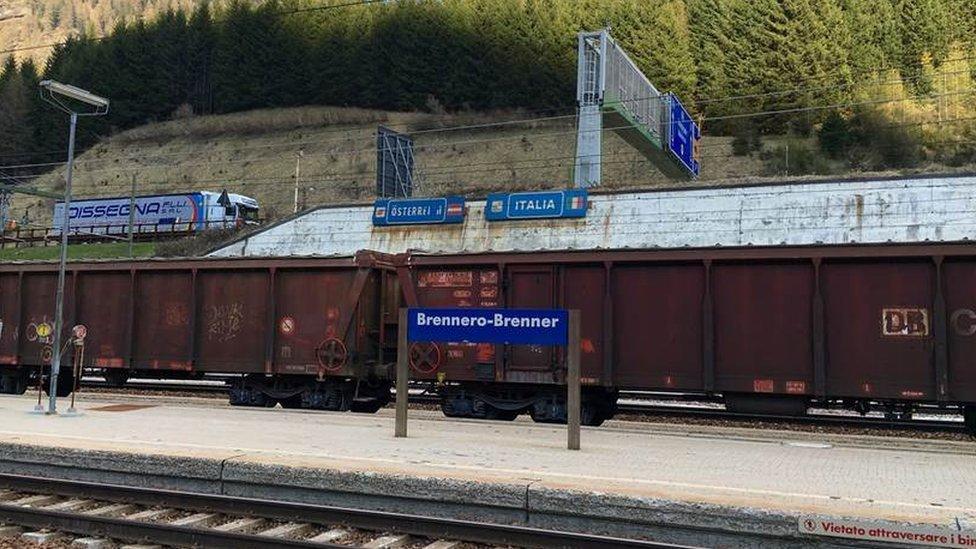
881,308 -> 929,337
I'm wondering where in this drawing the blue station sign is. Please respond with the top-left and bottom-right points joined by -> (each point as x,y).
407,308 -> 569,345
373,196 -> 465,226
666,93 -> 701,178
484,189 -> 588,221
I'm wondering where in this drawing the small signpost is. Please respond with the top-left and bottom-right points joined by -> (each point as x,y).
67,324 -> 87,414
216,189 -> 232,209
396,307 -> 582,450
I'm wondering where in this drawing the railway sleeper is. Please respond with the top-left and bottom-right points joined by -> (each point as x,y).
440,385 -> 617,427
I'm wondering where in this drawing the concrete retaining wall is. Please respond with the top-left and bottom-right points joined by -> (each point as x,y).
210,175 -> 976,258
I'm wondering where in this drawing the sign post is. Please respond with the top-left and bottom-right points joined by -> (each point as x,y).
397,307 -> 581,450
395,308 -> 409,438
66,324 -> 87,415
566,310 -> 581,450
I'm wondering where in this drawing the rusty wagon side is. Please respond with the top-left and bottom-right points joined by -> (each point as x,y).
0,252 -> 398,411
396,244 -> 976,430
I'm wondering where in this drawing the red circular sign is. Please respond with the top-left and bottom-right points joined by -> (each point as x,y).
71,324 -> 88,340
279,316 -> 296,335
409,342 -> 442,374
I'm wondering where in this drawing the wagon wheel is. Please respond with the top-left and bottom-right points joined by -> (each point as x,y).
315,338 -> 348,372
409,342 -> 441,375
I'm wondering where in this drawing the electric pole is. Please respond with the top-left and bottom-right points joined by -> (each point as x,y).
294,149 -> 304,214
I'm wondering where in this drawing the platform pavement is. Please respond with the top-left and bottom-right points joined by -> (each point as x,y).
0,394 -> 971,547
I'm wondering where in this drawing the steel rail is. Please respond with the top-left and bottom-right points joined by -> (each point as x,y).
0,473 -> 691,549
617,403 -> 968,432
0,504 -> 328,549
76,380 -> 968,433
81,380 -> 227,394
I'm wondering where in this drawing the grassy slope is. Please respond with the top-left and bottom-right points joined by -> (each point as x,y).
16,104 -> 969,229
12,105 -> 763,225
0,241 -> 155,260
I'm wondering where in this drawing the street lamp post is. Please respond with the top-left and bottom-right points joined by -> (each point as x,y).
39,80 -> 109,415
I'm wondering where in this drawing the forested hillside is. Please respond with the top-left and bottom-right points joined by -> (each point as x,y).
2,0 -> 975,192
0,0 -> 201,63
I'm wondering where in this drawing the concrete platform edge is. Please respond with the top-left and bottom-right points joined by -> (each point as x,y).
0,441 -> 938,548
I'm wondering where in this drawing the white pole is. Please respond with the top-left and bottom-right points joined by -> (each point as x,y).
293,150 -> 303,213
127,173 -> 136,257
48,111 -> 78,414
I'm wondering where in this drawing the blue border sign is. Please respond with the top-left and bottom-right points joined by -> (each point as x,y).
373,197 -> 465,226
667,94 -> 701,178
408,308 -> 568,345
485,190 -> 588,221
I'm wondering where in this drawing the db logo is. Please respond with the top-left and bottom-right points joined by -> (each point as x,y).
802,519 -> 817,532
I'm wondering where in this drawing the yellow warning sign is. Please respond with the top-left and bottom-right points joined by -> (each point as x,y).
36,323 -> 52,338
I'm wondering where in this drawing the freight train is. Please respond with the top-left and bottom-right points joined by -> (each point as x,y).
1,243 -> 975,434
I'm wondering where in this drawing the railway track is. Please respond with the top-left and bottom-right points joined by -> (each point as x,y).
0,473 -> 686,549
78,380 -> 969,434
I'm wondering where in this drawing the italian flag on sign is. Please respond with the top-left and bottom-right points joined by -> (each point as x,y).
569,195 -> 585,209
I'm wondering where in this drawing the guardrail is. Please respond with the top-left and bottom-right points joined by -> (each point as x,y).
0,220 -> 244,249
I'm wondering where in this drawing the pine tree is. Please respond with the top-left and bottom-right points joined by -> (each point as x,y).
898,0 -> 951,91
841,0 -> 900,72
687,0 -> 731,112
0,59 -> 41,165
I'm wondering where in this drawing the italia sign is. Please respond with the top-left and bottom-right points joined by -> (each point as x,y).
485,189 -> 588,221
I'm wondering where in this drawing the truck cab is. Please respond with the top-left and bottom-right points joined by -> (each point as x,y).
203,192 -> 260,228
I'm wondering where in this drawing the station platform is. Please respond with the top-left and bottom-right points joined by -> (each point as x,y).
0,393 -> 972,547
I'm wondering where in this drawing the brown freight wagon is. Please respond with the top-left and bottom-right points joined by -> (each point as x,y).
396,243 -> 976,431
0,252 -> 396,411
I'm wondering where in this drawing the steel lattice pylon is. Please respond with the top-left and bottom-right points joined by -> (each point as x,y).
0,190 -> 10,233
574,29 -> 697,186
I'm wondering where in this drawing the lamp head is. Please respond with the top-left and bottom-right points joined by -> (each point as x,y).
40,80 -> 109,109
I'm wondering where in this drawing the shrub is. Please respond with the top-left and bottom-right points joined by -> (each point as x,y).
847,108 -> 923,170
817,111 -> 854,159
731,123 -> 762,156
155,227 -> 241,257
761,139 -> 834,176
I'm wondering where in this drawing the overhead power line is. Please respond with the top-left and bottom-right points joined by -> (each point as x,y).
278,0 -> 390,16
4,84 -> 972,179
8,117 -> 975,199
